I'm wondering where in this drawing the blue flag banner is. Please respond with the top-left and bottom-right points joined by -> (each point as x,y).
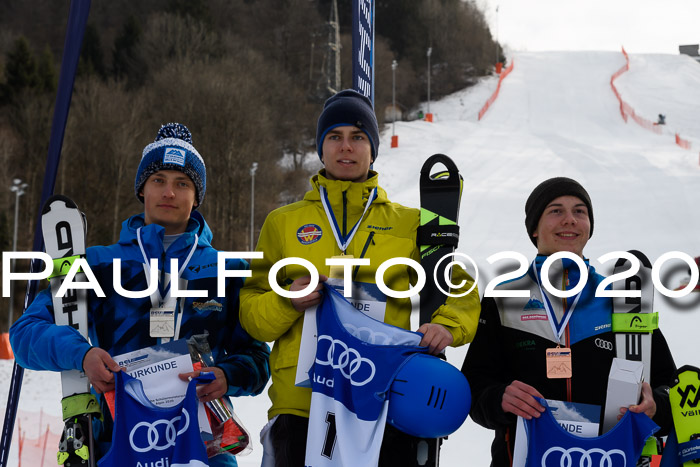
352,0 -> 374,104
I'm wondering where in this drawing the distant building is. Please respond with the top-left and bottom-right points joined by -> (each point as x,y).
679,44 -> 700,63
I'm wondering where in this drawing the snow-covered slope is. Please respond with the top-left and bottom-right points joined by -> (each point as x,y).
3,50 -> 700,466
378,50 -> 700,465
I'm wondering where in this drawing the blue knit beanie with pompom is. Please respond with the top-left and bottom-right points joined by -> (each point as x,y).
134,123 -> 206,207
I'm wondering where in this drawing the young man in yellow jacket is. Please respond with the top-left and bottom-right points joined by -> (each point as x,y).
240,89 -> 480,466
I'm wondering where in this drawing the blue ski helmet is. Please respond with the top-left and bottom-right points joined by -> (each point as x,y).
387,354 -> 471,438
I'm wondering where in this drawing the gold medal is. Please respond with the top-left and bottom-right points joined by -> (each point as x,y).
328,253 -> 354,279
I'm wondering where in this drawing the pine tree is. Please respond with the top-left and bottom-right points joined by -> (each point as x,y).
36,46 -> 57,94
1,36 -> 38,104
79,23 -> 107,79
168,0 -> 211,25
113,15 -> 146,88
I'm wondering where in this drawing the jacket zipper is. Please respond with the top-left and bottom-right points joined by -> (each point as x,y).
159,251 -> 167,304
506,427 -> 514,466
352,231 -> 375,280
342,190 -> 348,241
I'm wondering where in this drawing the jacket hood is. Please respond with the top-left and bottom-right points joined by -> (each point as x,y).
304,170 -> 389,205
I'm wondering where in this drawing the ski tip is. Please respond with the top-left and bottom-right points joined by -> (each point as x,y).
613,250 -> 652,269
627,250 -> 652,268
41,194 -> 79,215
674,365 -> 700,382
421,154 -> 459,175
420,154 -> 462,187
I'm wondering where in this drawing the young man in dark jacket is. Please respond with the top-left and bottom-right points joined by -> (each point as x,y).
461,177 -> 676,466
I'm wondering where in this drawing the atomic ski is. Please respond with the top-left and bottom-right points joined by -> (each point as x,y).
42,195 -> 100,467
611,250 -> 659,465
416,154 -> 463,467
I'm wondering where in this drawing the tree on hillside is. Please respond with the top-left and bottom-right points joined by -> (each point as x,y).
168,0 -> 211,25
0,0 -> 501,250
424,0 -> 496,96
36,45 -> 57,94
0,36 -> 37,104
113,15 -> 146,88
79,23 -> 107,79
61,77 -> 146,245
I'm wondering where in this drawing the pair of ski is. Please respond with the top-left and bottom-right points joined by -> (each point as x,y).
42,195 -> 101,466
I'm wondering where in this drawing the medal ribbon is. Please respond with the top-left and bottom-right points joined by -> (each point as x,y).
531,259 -> 587,345
137,227 -> 198,309
320,185 -> 378,253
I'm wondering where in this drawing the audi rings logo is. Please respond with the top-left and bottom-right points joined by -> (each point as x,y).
541,447 -> 625,467
129,408 -> 190,453
343,323 -> 392,345
595,338 -> 613,351
316,335 -> 376,386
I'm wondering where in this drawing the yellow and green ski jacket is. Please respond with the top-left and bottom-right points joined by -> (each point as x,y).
240,170 -> 480,420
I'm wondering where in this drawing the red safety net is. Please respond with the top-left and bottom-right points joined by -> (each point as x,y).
478,61 -> 515,121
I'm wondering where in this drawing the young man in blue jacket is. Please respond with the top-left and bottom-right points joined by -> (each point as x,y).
10,123 -> 270,466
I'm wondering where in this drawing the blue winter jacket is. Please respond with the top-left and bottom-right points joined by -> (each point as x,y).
10,211 -> 270,463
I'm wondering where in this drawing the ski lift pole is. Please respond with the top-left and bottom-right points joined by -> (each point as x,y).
0,1 -> 91,465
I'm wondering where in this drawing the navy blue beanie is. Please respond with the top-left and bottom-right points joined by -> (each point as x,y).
316,89 -> 380,162
134,123 -> 206,208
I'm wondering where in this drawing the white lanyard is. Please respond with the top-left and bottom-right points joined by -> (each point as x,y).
532,260 -> 585,345
319,185 -> 377,253
137,227 -> 198,309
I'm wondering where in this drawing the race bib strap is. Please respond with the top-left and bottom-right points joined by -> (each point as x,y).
611,312 -> 659,333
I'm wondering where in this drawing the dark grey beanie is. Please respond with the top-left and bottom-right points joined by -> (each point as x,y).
525,177 -> 594,246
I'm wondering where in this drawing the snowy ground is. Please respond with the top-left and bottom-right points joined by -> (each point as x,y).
3,50 -> 700,466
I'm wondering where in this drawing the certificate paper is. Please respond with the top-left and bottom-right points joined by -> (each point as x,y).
108,339 -> 210,433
